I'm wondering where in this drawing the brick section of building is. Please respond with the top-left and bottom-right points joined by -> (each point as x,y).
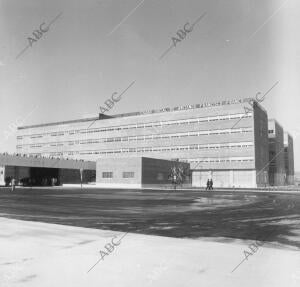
268,120 -> 285,186
284,132 -> 295,185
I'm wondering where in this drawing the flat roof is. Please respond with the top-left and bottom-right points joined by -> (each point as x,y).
18,97 -> 257,130
0,153 -> 96,170
18,116 -> 99,130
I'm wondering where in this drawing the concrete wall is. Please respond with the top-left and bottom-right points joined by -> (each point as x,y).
96,157 -> 190,188
192,169 -> 256,188
96,157 -> 142,188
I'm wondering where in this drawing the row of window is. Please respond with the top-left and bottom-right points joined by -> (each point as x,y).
17,127 -> 253,149
18,141 -> 254,157
20,152 -> 254,165
91,142 -> 253,155
17,112 -> 252,139
187,157 -> 254,163
101,127 -> 252,143
102,172 -> 135,178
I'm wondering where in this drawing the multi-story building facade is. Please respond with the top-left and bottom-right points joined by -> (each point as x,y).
284,132 -> 295,185
17,98 -> 271,187
268,119 -> 285,186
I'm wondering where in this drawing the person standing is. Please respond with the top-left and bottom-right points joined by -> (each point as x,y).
209,179 -> 214,191
11,178 -> 16,192
206,179 -> 210,190
173,174 -> 177,190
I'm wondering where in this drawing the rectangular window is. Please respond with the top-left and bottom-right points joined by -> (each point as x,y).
102,172 -> 113,178
122,172 -> 135,178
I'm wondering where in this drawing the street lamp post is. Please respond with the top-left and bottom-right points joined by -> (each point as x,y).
80,168 -> 83,191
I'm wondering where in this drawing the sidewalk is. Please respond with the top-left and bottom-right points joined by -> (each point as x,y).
0,217 -> 299,287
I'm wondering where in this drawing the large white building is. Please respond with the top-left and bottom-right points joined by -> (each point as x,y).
16,98 -> 293,188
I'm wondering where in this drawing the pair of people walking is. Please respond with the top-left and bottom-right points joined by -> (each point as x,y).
206,179 -> 213,190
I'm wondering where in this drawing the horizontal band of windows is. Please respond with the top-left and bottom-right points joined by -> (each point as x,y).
187,157 -> 254,163
19,128 -> 253,148
17,112 -> 253,139
21,142 -> 254,156
82,153 -> 254,164
21,141 -> 254,154
103,128 -> 252,143
77,144 -> 253,155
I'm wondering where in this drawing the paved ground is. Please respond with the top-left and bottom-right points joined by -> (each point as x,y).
0,187 -> 299,248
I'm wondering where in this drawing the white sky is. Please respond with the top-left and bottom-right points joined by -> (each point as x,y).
0,0 -> 299,170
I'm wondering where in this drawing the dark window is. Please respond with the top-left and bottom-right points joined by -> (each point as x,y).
102,172 -> 113,178
122,172 -> 135,178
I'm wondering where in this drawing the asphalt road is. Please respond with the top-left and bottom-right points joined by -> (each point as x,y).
0,187 -> 299,248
